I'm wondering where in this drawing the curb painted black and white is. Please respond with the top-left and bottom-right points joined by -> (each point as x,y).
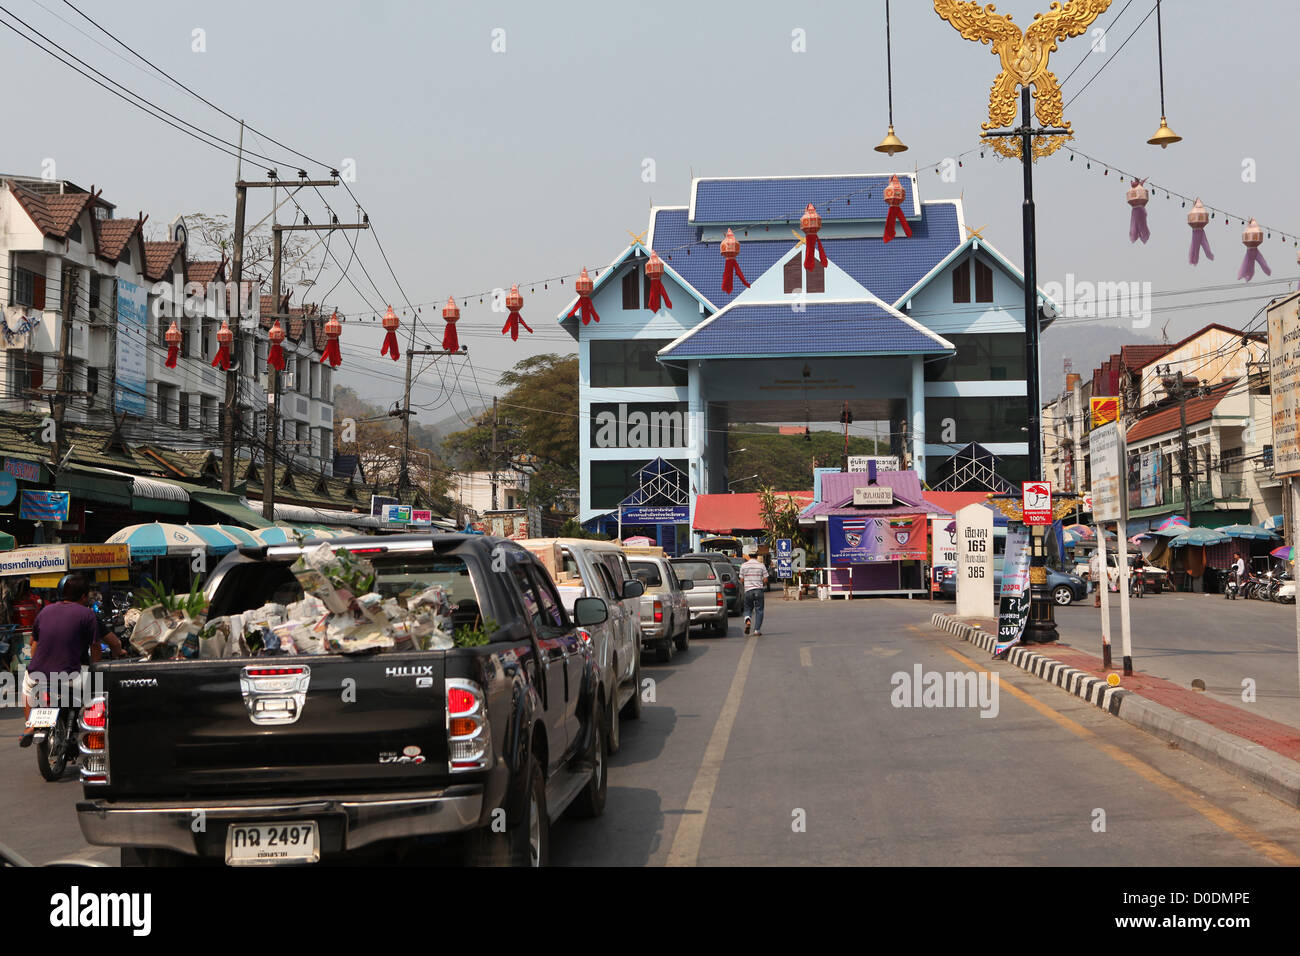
930,613 -> 1300,808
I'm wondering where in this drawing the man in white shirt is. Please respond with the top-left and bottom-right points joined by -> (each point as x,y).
739,548 -> 769,636
1089,550 -> 1102,607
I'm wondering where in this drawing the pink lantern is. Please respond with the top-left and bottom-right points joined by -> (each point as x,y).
1238,218 -> 1271,282
1127,179 -> 1150,244
1187,198 -> 1213,265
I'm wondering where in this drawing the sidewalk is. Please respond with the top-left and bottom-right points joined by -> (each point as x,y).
930,613 -> 1300,807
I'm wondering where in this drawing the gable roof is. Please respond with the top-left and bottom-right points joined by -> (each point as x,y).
1136,323 -> 1267,368
143,240 -> 184,281
689,173 -> 920,224
889,232 -> 1060,315
95,217 -> 143,262
646,200 -> 964,314
802,470 -> 953,518
659,297 -> 953,360
555,241 -> 715,328
1125,379 -> 1238,443
7,182 -> 95,240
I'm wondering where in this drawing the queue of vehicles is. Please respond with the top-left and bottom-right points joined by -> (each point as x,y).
11,534 -> 740,867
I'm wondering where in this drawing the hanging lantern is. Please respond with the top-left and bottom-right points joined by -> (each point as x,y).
645,250 -> 672,312
1187,198 -> 1213,265
380,305 -> 400,361
211,319 -> 233,371
267,319 -> 286,371
501,284 -> 534,340
1238,218 -> 1271,282
320,310 -> 342,367
800,204 -> 828,271
720,229 -> 750,294
441,296 -> 461,351
1127,179 -> 1151,244
882,174 -> 912,243
565,267 -> 600,325
164,320 -> 181,369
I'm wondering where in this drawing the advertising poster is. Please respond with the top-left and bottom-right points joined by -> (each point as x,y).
1088,422 -> 1125,523
994,529 -> 1032,656
114,279 -> 148,416
19,490 -> 70,522
828,515 -> 926,565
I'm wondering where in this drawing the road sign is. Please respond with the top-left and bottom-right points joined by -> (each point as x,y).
776,538 -> 792,580
1022,481 -> 1052,525
1089,421 -> 1126,522
955,504 -> 994,619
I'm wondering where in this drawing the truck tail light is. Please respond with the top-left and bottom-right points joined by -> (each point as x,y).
653,599 -> 663,623
716,591 -> 724,608
446,678 -> 490,772
80,695 -> 108,784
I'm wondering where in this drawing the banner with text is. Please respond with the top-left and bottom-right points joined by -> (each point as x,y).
994,528 -> 1032,656
828,515 -> 927,565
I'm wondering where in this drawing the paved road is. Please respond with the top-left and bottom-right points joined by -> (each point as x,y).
977,589 -> 1300,729
4,598 -> 1300,866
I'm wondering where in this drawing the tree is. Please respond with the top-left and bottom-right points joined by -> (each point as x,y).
757,486 -> 807,551
442,354 -> 579,514
183,211 -> 326,291
332,385 -> 451,510
727,426 -> 889,490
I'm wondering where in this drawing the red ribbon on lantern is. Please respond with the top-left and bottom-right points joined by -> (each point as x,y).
502,284 -> 533,340
211,320 -> 233,370
720,228 -> 750,294
380,305 -> 400,361
321,310 -> 342,367
645,251 -> 673,312
801,204 -> 828,271
882,174 -> 912,243
565,267 -> 600,325
442,296 -> 461,351
164,320 -> 181,369
267,319 -> 286,371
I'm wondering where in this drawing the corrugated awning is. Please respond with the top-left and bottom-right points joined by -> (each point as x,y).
189,490 -> 273,529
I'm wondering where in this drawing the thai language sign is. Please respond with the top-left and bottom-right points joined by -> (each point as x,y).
114,279 -> 148,416
0,546 -> 68,576
620,505 -> 688,524
19,490 -> 70,521
68,544 -> 130,569
4,458 -> 41,482
828,514 -> 926,565
994,528 -> 1032,656
1088,422 -> 1125,522
1267,294 -> 1300,477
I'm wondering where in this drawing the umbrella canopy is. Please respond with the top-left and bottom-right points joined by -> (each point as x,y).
0,530 -> 14,551
182,524 -> 241,556
1063,527 -> 1089,545
1271,545 -> 1295,561
249,525 -> 309,546
106,522 -> 219,558
1214,523 -> 1279,541
1153,515 -> 1192,534
1168,527 -> 1231,548
212,524 -> 259,547
1062,524 -> 1094,539
1129,533 -> 1154,546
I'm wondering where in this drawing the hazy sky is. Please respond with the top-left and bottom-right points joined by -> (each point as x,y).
5,0 -> 1297,423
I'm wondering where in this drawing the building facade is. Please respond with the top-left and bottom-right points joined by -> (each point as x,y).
559,173 -> 1048,541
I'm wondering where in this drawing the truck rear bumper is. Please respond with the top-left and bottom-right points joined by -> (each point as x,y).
688,607 -> 726,624
77,786 -> 484,856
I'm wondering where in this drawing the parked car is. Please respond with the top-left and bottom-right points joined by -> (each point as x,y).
936,562 -> 1088,606
1074,551 -> 1168,594
76,535 -> 610,867
519,538 -> 645,754
669,556 -> 728,637
625,555 -> 692,663
684,551 -> 742,615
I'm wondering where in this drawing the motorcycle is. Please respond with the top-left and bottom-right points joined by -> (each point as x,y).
25,684 -> 81,782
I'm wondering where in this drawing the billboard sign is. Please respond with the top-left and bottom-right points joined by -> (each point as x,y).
1267,294 -> 1300,477
114,279 -> 148,416
828,515 -> 926,565
847,456 -> 900,473
1088,421 -> 1125,522
1090,397 -> 1119,428
19,490 -> 70,522
381,504 -> 412,525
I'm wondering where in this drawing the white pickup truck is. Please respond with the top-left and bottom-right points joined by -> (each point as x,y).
1074,551 -> 1169,593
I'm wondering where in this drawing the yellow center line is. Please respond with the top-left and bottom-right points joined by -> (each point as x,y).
936,642 -> 1300,866
666,633 -> 759,867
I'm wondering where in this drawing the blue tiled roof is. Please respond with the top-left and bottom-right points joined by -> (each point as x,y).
691,175 -> 915,224
652,201 -> 961,310
659,302 -> 953,360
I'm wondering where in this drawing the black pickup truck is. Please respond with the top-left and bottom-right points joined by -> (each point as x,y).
75,535 -> 611,866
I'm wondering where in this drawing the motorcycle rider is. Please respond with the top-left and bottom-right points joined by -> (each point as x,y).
1131,550 -> 1147,596
19,573 -> 123,747
1232,551 -> 1248,594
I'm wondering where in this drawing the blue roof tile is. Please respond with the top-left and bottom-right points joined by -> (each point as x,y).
691,175 -> 915,224
659,302 -> 952,360
651,201 -> 961,310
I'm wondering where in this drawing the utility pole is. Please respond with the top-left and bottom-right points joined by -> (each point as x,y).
394,343 -> 467,502
1176,370 -> 1193,523
51,264 -> 80,469
839,401 -> 852,472
491,396 -> 500,511
261,213 -> 368,520
228,170 -> 341,499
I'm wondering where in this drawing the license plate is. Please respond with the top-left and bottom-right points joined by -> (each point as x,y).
26,708 -> 58,729
225,822 -> 319,866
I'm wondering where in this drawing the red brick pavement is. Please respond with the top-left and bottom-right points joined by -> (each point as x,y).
1039,641 -> 1300,763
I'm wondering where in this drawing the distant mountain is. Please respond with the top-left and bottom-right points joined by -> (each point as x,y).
1040,322 -> 1166,396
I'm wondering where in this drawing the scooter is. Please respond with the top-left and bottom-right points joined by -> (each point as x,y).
1277,580 -> 1296,604
24,684 -> 81,782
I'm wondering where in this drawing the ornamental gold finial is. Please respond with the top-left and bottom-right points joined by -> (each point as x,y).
933,0 -> 1112,159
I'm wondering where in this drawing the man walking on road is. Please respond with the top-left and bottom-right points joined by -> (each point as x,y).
740,547 -> 769,636
1090,549 -> 1102,608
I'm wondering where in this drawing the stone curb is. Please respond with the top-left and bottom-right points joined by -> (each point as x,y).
929,612 -> 1300,808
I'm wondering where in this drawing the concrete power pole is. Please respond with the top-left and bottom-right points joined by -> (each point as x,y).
491,396 -> 499,511
1176,371 -> 1193,524
221,121 -> 246,493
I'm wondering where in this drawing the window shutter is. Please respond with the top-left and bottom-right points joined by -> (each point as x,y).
622,268 -> 640,310
32,274 -> 46,310
975,260 -> 994,302
806,262 -> 825,294
952,260 -> 970,303
783,257 -> 802,294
